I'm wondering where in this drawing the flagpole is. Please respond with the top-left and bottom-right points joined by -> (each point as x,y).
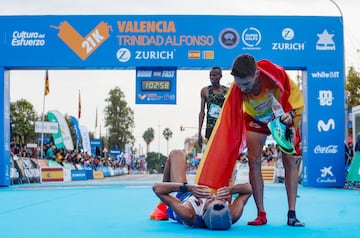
77,89 -> 81,151
40,70 -> 48,160
95,106 -> 98,138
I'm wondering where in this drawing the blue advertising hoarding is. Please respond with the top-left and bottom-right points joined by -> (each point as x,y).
90,139 -> 102,156
0,15 -> 345,187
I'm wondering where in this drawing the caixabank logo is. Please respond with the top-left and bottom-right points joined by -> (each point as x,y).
52,21 -> 112,60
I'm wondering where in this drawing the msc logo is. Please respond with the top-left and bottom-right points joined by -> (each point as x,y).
318,90 -> 334,106
317,119 -> 335,132
54,21 -> 112,60
316,29 -> 336,51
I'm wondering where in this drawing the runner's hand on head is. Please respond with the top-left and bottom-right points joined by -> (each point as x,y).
215,186 -> 231,200
191,185 -> 211,198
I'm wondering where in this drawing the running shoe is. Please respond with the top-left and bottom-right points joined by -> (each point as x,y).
267,117 -> 296,155
150,202 -> 169,220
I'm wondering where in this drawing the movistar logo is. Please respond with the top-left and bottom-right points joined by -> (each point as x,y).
317,119 -> 335,132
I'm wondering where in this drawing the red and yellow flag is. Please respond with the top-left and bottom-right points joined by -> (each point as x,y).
44,70 -> 49,96
195,83 -> 246,190
41,167 -> 64,182
78,90 -> 81,119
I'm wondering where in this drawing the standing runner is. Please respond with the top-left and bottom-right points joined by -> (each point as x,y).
198,67 -> 228,148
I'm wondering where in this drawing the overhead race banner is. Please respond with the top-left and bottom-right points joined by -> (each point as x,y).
136,67 -> 176,104
0,15 -> 343,69
0,15 -> 345,187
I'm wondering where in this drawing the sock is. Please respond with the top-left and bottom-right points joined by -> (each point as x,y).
258,211 -> 267,218
287,210 -> 305,227
288,210 -> 296,218
248,211 -> 267,225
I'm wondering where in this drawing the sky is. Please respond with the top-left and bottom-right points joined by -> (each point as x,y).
2,0 -> 360,156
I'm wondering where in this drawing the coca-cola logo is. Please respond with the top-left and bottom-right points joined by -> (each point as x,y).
314,145 -> 338,154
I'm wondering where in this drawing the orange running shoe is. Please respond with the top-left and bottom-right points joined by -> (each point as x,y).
150,202 -> 168,220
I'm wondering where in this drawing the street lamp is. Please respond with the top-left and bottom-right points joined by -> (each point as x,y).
329,0 -> 347,140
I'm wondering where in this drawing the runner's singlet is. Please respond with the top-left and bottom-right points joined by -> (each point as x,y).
206,85 -> 227,139
243,77 -> 280,124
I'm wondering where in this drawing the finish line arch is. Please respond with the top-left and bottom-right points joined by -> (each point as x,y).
0,15 -> 345,187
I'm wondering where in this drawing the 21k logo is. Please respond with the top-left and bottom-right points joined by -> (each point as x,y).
52,21 -> 112,60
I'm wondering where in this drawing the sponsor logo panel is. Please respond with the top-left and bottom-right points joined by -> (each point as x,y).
241,27 -> 261,50
317,165 -> 337,183
313,144 -> 338,154
272,27 -> 305,51
11,31 -> 46,47
317,119 -> 335,132
316,29 -> 336,51
218,28 -> 240,49
318,90 -> 334,106
55,21 -> 111,60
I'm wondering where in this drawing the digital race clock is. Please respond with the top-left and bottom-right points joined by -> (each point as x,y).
136,67 -> 176,104
141,80 -> 171,91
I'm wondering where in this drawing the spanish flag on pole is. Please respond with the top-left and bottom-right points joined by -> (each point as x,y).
44,70 -> 49,96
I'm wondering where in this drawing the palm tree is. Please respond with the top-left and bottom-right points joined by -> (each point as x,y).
143,127 -> 155,154
162,128 -> 173,155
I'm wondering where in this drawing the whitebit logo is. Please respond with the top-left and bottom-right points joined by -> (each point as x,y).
316,29 -> 336,51
320,166 -> 334,177
318,90 -> 334,106
317,119 -> 335,132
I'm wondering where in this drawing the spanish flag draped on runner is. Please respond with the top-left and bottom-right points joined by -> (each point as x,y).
195,82 -> 246,190
194,60 -> 304,190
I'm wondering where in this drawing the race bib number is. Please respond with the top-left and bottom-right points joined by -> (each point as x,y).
208,104 -> 221,118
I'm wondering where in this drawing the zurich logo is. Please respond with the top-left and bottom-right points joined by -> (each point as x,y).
282,28 -> 294,40
116,48 -> 131,62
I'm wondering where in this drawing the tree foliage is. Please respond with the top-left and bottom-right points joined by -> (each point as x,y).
104,87 -> 135,151
145,151 -> 167,172
10,99 -> 39,143
162,127 -> 173,155
143,127 -> 155,154
346,66 -> 360,109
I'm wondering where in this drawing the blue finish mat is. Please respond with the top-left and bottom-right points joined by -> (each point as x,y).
0,180 -> 359,238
